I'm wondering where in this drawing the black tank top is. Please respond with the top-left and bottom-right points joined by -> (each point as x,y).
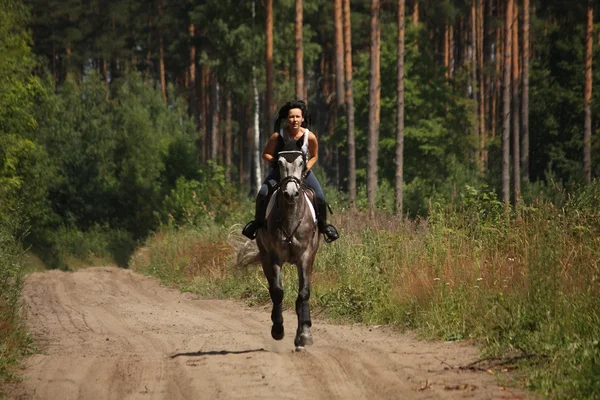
273,128 -> 309,159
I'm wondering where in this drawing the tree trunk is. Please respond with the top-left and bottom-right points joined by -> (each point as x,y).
584,0 -> 593,184
243,100 -> 253,190
100,59 -> 107,82
412,0 -> 419,50
65,15 -> 72,81
253,67 -> 262,192
65,43 -> 72,80
448,24 -> 454,78
145,16 -> 152,81
367,0 -> 381,209
491,0 -> 502,141
295,0 -> 304,100
253,0 -> 262,191
265,0 -> 275,134
444,10 -> 450,78
189,19 -> 199,129
521,0 -> 530,181
158,0 -> 167,102
334,0 -> 345,108
211,74 -> 220,161
478,0 -> 485,169
333,0 -> 344,189
511,0 -> 520,204
502,0 -> 513,206
51,46 -> 57,83
395,0 -> 406,215
322,52 -> 335,170
483,0 -> 493,165
225,93 -> 233,180
200,65 -> 209,163
471,3 -> 480,168
343,0 -> 357,203
412,0 -> 419,26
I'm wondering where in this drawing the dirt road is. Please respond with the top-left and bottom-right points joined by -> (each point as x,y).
5,267 -> 525,399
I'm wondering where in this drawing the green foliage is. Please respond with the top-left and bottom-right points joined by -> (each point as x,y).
346,19 -> 473,210
161,163 -> 249,228
0,0 -> 55,234
54,225 -> 137,268
0,212 -> 31,384
32,71 -> 199,239
0,0 -> 37,135
138,182 -> 600,399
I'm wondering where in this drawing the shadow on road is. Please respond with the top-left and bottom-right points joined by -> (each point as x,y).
170,348 -> 267,358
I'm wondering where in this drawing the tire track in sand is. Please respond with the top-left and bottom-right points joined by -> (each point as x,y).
6,267 -> 527,400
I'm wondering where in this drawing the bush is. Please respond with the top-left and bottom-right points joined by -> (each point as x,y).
0,213 -> 30,383
137,182 -> 600,399
161,163 -> 251,229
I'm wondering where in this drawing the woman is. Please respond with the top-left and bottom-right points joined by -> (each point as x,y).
242,100 -> 339,243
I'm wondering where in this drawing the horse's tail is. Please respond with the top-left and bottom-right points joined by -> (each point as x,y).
227,225 -> 261,268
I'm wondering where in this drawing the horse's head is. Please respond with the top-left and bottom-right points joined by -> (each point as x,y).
277,138 -> 306,203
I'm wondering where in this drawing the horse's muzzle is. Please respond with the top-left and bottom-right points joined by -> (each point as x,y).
283,189 -> 300,202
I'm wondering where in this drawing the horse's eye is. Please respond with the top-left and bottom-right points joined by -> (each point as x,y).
278,159 -> 284,167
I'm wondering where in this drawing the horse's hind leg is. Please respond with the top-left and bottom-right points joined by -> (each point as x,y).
294,258 -> 314,348
262,257 -> 284,340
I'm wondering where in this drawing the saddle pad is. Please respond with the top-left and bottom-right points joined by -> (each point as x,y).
266,189 -> 317,223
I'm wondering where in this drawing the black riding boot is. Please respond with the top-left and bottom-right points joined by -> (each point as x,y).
317,201 -> 339,243
242,195 -> 269,240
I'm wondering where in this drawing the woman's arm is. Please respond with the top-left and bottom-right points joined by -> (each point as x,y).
262,132 -> 279,164
306,131 -> 319,172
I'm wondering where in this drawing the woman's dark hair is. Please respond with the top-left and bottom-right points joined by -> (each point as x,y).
274,100 -> 311,132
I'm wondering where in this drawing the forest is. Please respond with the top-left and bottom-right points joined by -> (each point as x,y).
1,0 -> 600,397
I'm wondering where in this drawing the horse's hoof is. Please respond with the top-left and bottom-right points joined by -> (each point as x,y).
302,334 -> 313,346
295,346 -> 306,352
271,325 -> 285,340
294,333 -> 313,347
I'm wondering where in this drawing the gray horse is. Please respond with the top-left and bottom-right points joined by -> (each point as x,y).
256,139 -> 320,350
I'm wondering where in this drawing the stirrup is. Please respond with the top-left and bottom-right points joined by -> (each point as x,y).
242,221 -> 260,240
323,225 -> 339,243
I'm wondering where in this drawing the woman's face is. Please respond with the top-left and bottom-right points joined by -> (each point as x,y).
287,108 -> 304,130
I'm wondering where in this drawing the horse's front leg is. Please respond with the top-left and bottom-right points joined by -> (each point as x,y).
294,255 -> 315,348
261,255 -> 285,340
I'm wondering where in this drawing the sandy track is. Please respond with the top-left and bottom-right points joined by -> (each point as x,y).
5,267 -> 526,399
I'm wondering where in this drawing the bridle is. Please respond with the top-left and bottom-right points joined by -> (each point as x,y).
274,150 -> 308,244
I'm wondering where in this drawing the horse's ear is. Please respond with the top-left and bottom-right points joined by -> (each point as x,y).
296,137 -> 303,149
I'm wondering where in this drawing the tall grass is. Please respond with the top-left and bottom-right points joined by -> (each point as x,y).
133,183 -> 600,399
0,216 -> 32,385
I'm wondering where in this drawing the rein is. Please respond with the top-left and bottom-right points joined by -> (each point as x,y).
274,175 -> 307,244
273,149 -> 309,245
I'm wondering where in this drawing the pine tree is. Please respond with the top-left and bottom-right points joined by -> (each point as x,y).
334,0 -> 345,109
265,0 -> 274,134
158,0 -> 167,102
367,0 -> 381,209
471,1 -> 479,167
295,0 -> 304,100
395,0 -> 405,215
512,0 -> 520,204
521,0 -> 530,181
343,0 -> 356,203
584,0 -> 593,183
502,0 -> 513,205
